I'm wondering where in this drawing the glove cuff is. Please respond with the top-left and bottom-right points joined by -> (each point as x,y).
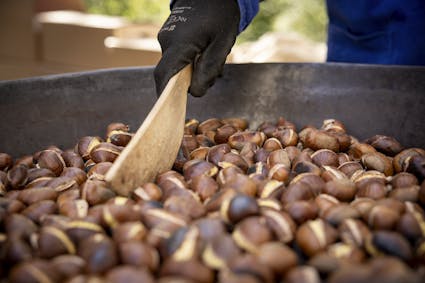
169,0 -> 260,33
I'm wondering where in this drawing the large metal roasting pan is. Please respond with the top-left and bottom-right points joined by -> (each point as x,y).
0,63 -> 424,157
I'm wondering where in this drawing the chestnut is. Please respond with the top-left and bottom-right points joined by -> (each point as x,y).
322,179 -> 357,202
189,146 -> 209,161
391,172 -> 419,188
255,148 -> 271,163
365,135 -> 403,156
311,149 -> 339,167
304,129 -> 340,152
222,173 -> 257,197
78,233 -> 118,274
338,161 -> 363,178
3,234 -> 33,264
183,159 -> 218,181
106,265 -> 155,283
257,242 -> 298,275
35,149 -> 66,176
356,181 -> 388,200
348,142 -> 377,160
81,179 -> 115,206
192,217 -> 225,241
321,203 -> 361,226
361,152 -> 393,176
404,154 -> 425,182
215,124 -> 238,144
89,142 -> 121,163
4,213 -> 37,238
184,119 -> 199,135
257,179 -> 284,199
38,226 -> 76,258
21,200 -> 57,223
107,129 -> 133,147
321,119 -> 346,133
327,242 -> 366,262
351,170 -> 386,190
6,164 -> 28,190
284,200 -> 318,224
397,211 -> 425,242
189,174 -> 218,202
290,173 -> 325,195
61,150 -> 85,170
295,219 -> 338,257
75,136 -> 103,161
59,199 -> 88,219
393,148 -> 425,173
14,155 -> 35,168
263,138 -> 283,152
160,258 -> 214,283
321,166 -> 349,182
206,144 -> 231,166
219,152 -> 249,172
272,128 -> 298,147
112,221 -> 146,243
229,254 -> 274,283
9,260 -> 60,283
48,176 -> 79,193
51,255 -> 86,279
262,208 -> 296,243
86,162 -> 112,181
339,218 -> 371,248
66,220 -> 104,244
197,118 -> 223,134
266,149 -> 291,169
281,182 -> 316,205
164,194 -> 206,220
293,161 -> 321,175
119,241 -> 159,271
367,204 -> 400,230
284,266 -> 321,283
222,117 -> 249,131
228,131 -> 266,150
202,234 -> 241,270
106,122 -> 129,134
18,187 -> 58,205
220,194 -> 260,224
232,216 -> 273,253
258,121 -> 278,138
389,186 -> 419,202
366,231 -> 413,261
196,134 -> 215,147
142,208 -> 188,230
0,152 -> 13,171
25,168 -> 53,184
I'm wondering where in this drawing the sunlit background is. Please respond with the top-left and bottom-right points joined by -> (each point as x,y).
0,0 -> 328,80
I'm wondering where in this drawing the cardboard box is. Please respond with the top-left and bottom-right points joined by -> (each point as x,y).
0,0 -> 37,60
37,11 -> 130,68
104,37 -> 161,67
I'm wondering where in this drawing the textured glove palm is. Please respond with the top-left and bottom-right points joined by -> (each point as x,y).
154,0 -> 240,97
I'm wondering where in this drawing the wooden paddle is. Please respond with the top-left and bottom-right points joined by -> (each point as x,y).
105,65 -> 192,196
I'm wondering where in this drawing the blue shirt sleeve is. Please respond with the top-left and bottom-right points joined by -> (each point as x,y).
169,0 -> 260,33
237,0 -> 260,32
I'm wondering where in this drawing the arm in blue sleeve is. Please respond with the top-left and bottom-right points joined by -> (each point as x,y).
170,0 -> 260,33
237,0 -> 260,32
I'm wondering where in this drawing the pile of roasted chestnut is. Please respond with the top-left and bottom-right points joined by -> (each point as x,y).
1,117 -> 425,283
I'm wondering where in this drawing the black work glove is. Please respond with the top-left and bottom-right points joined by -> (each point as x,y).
154,0 -> 240,97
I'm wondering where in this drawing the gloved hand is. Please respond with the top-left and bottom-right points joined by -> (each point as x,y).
154,0 -> 240,97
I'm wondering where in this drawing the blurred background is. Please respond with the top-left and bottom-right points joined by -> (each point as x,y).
0,0 -> 328,80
